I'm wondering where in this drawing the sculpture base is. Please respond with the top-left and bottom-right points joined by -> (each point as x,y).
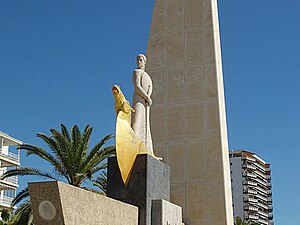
107,154 -> 170,225
28,181 -> 138,225
152,199 -> 183,225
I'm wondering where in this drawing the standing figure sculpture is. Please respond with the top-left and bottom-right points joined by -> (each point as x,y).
131,54 -> 154,154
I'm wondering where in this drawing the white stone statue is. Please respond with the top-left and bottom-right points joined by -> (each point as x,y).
131,54 -> 153,154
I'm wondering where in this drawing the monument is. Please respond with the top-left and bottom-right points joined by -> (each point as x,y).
28,1 -> 233,224
131,54 -> 154,154
146,0 -> 234,224
29,54 -> 183,225
108,55 -> 183,225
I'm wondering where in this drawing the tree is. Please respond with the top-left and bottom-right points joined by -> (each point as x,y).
235,216 -> 259,225
1,124 -> 115,225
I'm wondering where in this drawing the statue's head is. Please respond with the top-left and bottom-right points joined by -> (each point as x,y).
136,54 -> 147,70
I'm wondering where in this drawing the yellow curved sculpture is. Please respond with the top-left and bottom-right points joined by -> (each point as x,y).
112,85 -> 155,186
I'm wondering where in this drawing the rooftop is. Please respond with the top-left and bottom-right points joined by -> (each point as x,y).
0,132 -> 23,146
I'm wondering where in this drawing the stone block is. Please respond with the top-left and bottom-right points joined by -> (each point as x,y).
152,199 -> 182,225
107,154 -> 170,225
28,181 -> 138,225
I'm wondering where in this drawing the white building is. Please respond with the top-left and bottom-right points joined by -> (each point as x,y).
229,150 -> 274,225
0,132 -> 22,209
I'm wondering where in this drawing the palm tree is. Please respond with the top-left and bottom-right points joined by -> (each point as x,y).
1,124 -> 115,225
0,201 -> 33,225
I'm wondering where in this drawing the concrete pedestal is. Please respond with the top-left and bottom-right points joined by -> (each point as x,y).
28,181 -> 138,225
107,154 -> 170,225
152,199 -> 182,225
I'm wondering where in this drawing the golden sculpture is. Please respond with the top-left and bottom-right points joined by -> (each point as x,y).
112,85 -> 155,186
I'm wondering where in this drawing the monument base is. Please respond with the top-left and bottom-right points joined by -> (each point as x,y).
152,199 -> 183,225
28,181 -> 138,225
107,154 -> 171,225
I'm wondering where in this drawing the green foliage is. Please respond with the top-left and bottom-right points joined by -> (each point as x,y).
0,124 -> 115,225
235,216 -> 259,225
0,209 -> 10,224
92,171 -> 108,194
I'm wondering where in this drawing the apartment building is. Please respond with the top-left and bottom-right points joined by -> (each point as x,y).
229,150 -> 274,225
0,132 -> 22,209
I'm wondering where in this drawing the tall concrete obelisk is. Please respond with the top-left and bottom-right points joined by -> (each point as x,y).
146,0 -> 234,224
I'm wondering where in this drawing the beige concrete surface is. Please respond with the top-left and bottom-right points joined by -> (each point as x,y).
152,199 -> 183,225
146,0 -> 234,224
28,181 -> 138,225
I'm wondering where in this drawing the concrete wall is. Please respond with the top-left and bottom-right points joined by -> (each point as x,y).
29,181 -> 138,225
230,157 -> 244,219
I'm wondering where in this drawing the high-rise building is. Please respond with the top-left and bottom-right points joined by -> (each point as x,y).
0,132 -> 22,209
229,150 -> 274,225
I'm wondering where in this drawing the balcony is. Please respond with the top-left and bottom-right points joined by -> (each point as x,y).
244,205 -> 258,212
243,197 -> 258,203
244,214 -> 259,220
255,186 -> 267,196
257,202 -> 268,210
0,149 -> 20,166
257,193 -> 268,202
254,170 -> 267,179
257,210 -> 269,218
242,164 -> 256,171
258,217 -> 269,225
242,155 -> 256,162
267,190 -> 272,196
268,205 -> 273,212
256,178 -> 268,187
243,172 -> 257,179
254,161 -> 265,169
267,198 -> 272,204
243,180 -> 257,187
243,188 -> 257,195
0,195 -> 14,208
0,170 -> 18,188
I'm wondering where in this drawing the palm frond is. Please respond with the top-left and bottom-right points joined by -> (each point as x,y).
35,133 -> 61,159
92,172 -> 107,194
84,134 -> 113,164
49,129 -> 73,183
12,187 -> 29,207
71,125 -> 81,149
60,124 -> 71,142
91,161 -> 107,174
86,145 -> 115,171
76,125 -> 92,168
10,200 -> 32,225
18,144 -> 67,177
0,167 -> 56,180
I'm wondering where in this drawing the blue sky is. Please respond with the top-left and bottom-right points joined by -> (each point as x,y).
1,0 -> 299,224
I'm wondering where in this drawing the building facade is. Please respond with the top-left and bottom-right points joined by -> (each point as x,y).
229,150 -> 274,225
0,132 -> 22,209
